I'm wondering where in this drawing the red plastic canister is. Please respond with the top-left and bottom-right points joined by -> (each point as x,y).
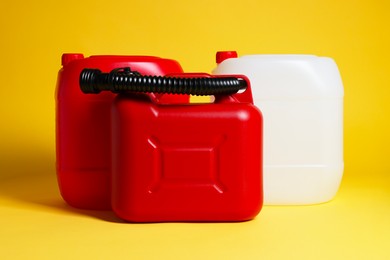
56,54 -> 187,209
111,80 -> 263,222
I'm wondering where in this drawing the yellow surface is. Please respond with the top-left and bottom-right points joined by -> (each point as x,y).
0,0 -> 389,259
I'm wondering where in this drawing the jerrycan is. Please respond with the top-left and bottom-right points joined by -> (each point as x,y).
79,69 -> 263,222
213,51 -> 344,205
56,54 -> 187,210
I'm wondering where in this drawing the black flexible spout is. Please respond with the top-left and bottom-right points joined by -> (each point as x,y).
80,67 -> 247,96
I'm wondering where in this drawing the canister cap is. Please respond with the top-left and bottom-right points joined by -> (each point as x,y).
62,53 -> 84,66
216,51 -> 238,64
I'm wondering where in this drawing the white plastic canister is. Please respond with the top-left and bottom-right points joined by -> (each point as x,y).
212,52 -> 344,205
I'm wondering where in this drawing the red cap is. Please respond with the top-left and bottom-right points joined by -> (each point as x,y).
62,53 -> 84,66
216,51 -> 238,64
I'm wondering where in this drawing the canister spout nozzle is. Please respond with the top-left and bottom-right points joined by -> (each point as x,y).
80,67 -> 247,96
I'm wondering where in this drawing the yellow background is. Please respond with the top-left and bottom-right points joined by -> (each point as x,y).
0,0 -> 389,259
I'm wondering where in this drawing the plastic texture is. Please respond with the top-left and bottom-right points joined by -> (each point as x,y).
56,54 -> 187,210
213,53 -> 344,205
111,81 -> 263,222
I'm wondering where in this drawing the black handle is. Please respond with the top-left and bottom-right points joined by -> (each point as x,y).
79,67 -> 247,96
